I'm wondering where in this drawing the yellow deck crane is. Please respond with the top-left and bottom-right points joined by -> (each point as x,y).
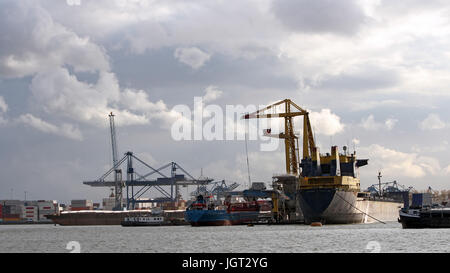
243,99 -> 317,175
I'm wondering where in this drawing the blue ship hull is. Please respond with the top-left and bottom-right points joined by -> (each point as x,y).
185,209 -> 260,226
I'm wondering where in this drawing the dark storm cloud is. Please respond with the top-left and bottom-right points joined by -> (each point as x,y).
270,0 -> 367,35
110,47 -> 298,105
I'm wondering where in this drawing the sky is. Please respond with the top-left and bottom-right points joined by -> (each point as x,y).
1,0 -> 449,204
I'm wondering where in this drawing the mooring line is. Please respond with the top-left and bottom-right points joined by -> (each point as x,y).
335,192 -> 386,224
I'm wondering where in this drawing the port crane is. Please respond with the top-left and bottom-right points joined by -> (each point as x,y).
190,180 -> 240,198
243,99 -> 316,175
367,177 -> 414,196
108,112 -> 124,210
83,113 -> 213,210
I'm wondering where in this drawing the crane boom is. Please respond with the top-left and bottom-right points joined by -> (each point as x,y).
109,112 -> 119,168
243,99 -> 316,175
109,112 -> 123,210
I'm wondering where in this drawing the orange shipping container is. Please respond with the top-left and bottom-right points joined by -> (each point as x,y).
3,218 -> 21,221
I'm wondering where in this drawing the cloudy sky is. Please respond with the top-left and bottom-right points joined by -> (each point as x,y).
1,0 -> 450,204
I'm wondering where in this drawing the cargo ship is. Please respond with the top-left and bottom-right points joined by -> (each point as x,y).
243,99 -> 402,225
121,216 -> 166,226
184,195 -> 260,226
46,209 -> 187,226
298,146 -> 403,224
398,193 -> 450,228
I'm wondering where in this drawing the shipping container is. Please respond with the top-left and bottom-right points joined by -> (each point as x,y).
3,218 -> 21,222
3,213 -> 20,218
22,205 -> 38,222
412,193 -> 433,208
70,207 -> 93,211
3,206 -> 11,214
0,200 -> 24,206
71,200 -> 93,208
38,200 -> 56,209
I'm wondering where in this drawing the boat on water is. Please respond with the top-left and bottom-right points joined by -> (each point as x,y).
298,146 -> 403,224
243,99 -> 404,225
398,193 -> 450,228
46,209 -> 186,226
184,195 -> 260,226
399,208 -> 450,228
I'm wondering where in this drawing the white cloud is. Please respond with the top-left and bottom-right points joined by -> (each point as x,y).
278,3 -> 450,97
174,47 -> 211,69
384,118 -> 398,130
360,115 -> 397,131
17,113 -> 83,141
411,141 -> 449,153
0,96 -> 7,125
3,0 -> 450,198
359,144 -> 442,178
444,165 -> 450,175
309,109 -> 345,136
191,85 -> 224,119
0,1 -> 109,78
203,86 -> 223,103
30,68 -> 148,127
419,113 -> 447,130
0,1 -> 180,130
38,0 -> 284,59
0,95 -> 8,113
120,89 -> 168,116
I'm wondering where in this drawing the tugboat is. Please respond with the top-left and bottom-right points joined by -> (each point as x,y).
399,193 -> 450,228
184,194 -> 260,226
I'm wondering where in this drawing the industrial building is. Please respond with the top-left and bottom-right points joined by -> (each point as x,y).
0,200 -> 60,224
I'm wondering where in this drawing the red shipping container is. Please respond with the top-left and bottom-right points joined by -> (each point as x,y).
0,204 -> 3,218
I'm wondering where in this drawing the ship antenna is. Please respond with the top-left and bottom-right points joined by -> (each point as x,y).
378,170 -> 383,198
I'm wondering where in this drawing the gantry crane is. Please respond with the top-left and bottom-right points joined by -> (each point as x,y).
84,114 -> 213,210
109,112 -> 124,210
243,99 -> 316,175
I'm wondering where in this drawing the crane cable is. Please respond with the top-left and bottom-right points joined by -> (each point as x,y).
334,192 -> 386,224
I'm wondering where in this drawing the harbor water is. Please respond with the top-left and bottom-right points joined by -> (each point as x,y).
0,222 -> 448,253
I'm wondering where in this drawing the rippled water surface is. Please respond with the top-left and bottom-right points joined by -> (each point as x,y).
0,222 -> 448,253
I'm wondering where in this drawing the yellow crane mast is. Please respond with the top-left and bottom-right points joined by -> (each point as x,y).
243,99 -> 316,175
